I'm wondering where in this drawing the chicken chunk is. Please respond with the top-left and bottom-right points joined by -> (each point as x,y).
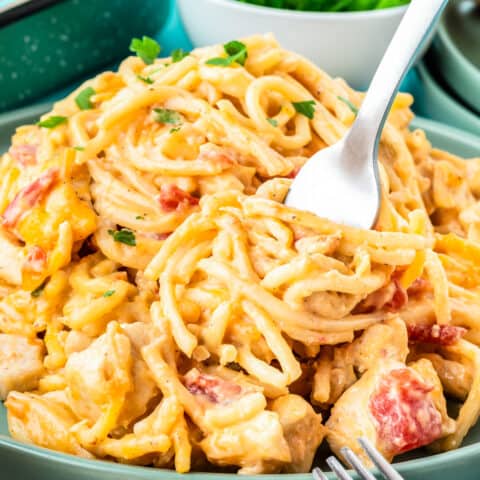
347,317 -> 409,374
0,334 -> 44,400
6,391 -> 92,458
271,394 -> 325,473
118,322 -> 159,427
64,322 -> 133,425
64,322 -> 158,431
312,318 -> 408,406
326,359 -> 455,463
0,229 -> 25,286
201,410 -> 291,474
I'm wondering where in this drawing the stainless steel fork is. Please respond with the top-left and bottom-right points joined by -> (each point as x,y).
313,438 -> 404,480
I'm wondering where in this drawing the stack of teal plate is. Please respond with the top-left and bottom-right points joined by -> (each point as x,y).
408,0 -> 480,136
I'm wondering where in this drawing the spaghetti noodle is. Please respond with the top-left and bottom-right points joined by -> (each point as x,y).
1,34 -> 480,473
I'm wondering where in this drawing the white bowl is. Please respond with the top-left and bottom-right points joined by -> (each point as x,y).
177,0 -> 409,89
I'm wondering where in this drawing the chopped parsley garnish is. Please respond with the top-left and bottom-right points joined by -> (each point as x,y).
103,290 -> 115,297
108,228 -> 136,246
135,215 -> 144,220
170,127 -> 181,134
31,280 -> 48,298
137,74 -> 154,84
226,362 -> 244,372
206,40 -> 248,67
153,108 -> 182,125
337,96 -> 359,115
292,100 -> 316,119
75,87 -> 96,110
171,48 -> 189,63
129,36 -> 161,65
37,116 -> 67,129
267,118 -> 278,127
73,146 -> 85,151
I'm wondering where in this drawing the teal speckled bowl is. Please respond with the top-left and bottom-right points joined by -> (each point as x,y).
0,0 -> 171,112
1,104 -> 480,479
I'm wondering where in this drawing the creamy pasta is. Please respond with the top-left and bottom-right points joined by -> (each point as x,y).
1,34 -> 480,474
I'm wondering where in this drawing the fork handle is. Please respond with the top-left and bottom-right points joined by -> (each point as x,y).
344,0 -> 448,162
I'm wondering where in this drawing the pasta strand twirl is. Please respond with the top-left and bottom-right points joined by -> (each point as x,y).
1,34 -> 480,474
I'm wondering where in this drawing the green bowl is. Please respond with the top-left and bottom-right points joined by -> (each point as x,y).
1,104 -> 480,479
409,61 -> 480,136
0,0 -> 171,112
428,0 -> 480,115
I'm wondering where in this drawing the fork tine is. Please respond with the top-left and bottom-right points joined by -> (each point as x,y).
358,438 -> 405,480
340,447 -> 376,480
326,456 -> 355,480
313,467 -> 330,480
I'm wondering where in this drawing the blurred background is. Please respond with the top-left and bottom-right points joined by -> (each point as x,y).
0,0 -> 478,135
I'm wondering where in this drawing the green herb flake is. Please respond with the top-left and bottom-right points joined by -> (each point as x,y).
292,100 -> 316,119
37,116 -> 67,129
31,280 -> 48,298
170,127 -> 181,134
103,290 -> 115,298
129,36 -> 161,65
137,74 -> 154,84
205,57 -> 232,67
108,228 -> 137,246
171,48 -> 190,63
226,362 -> 244,372
267,118 -> 278,127
73,146 -> 85,151
153,108 -> 182,125
135,215 -> 145,220
206,40 -> 248,67
337,96 -> 359,115
75,87 -> 96,110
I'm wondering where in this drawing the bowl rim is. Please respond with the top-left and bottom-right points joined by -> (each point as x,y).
2,429 -> 480,480
437,9 -> 480,82
179,0 -> 409,20
414,60 -> 480,133
431,1 -> 480,114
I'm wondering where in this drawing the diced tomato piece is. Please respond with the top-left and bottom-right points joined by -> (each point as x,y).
2,168 -> 59,229
286,166 -> 301,179
156,232 -> 171,240
369,368 -> 443,455
9,144 -> 38,167
384,280 -> 408,312
407,324 -> 466,346
141,231 -> 171,241
24,245 -> 47,273
199,148 -> 236,168
359,278 -> 408,313
407,277 -> 430,297
184,369 -> 242,404
156,184 -> 199,213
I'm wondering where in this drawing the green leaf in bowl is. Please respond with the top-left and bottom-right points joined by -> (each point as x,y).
235,0 -> 410,10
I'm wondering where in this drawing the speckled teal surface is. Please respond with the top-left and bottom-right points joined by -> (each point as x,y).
0,0 -> 172,111
0,0 -> 192,112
